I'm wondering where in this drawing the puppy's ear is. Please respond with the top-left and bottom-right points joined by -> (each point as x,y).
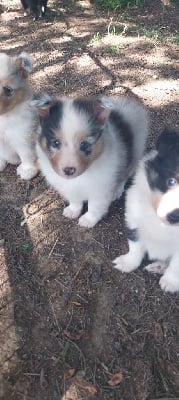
93,99 -> 111,125
156,129 -> 179,157
15,52 -> 34,78
31,94 -> 54,117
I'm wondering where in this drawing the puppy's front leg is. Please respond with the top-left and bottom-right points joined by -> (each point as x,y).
63,202 -> 83,220
78,199 -> 110,228
159,254 -> 179,293
16,148 -> 38,180
113,230 -> 144,272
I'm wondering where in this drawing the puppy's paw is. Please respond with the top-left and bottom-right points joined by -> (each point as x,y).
63,205 -> 82,219
159,272 -> 179,293
78,212 -> 97,228
113,254 -> 138,273
9,154 -> 20,165
17,164 -> 38,180
0,160 -> 7,172
145,261 -> 167,275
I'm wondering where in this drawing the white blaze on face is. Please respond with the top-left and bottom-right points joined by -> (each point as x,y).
155,186 -> 179,219
59,103 -> 89,172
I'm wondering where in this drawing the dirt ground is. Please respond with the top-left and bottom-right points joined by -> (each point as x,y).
0,0 -> 179,399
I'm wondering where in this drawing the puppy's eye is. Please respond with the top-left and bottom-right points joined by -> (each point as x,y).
3,86 -> 14,97
51,139 -> 61,149
80,141 -> 91,154
167,177 -> 177,188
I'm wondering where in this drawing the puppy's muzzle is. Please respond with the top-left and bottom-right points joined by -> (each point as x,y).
63,167 -> 76,176
167,209 -> 179,225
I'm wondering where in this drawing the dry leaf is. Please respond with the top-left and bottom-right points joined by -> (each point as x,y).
64,329 -> 84,341
154,322 -> 163,341
64,368 -> 76,381
81,383 -> 97,394
108,372 -> 123,386
70,301 -> 83,307
76,380 -> 97,394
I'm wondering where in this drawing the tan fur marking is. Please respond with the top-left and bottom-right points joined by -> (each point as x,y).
15,58 -> 28,79
0,84 -> 26,115
39,130 -> 105,178
39,136 -> 48,153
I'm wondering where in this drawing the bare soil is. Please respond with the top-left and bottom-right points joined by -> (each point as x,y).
0,0 -> 179,399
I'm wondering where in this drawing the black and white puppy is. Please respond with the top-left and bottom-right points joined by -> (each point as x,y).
20,0 -> 48,20
32,94 -> 148,228
113,129 -> 179,293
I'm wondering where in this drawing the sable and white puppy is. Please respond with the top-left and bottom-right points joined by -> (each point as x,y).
113,129 -> 179,293
32,94 -> 148,228
0,52 -> 39,180
20,0 -> 48,20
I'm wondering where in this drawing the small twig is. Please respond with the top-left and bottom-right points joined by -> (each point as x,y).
23,373 -> 44,376
62,266 -> 84,307
62,278 -> 74,308
48,237 -> 58,258
48,297 -> 61,334
107,17 -> 113,35
121,23 -> 128,36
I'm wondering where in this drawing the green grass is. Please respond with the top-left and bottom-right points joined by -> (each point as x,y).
89,32 -> 101,45
104,44 -> 123,54
108,24 -> 125,35
136,26 -> 179,43
169,33 -> 179,43
93,0 -> 145,11
138,26 -> 166,41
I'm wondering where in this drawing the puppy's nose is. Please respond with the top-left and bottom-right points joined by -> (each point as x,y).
63,167 -> 76,176
167,209 -> 179,224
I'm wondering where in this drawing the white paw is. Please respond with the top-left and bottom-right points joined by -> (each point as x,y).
145,261 -> 167,275
78,212 -> 97,228
17,164 -> 38,180
9,154 -> 20,165
63,205 -> 81,219
112,254 -> 138,273
159,273 -> 179,293
0,160 -> 7,172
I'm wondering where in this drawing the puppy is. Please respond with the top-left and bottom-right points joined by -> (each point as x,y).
32,94 -> 149,228
20,0 -> 48,20
113,129 -> 179,293
0,52 -> 39,180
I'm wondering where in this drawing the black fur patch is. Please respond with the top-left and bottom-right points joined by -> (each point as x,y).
109,110 -> 133,167
21,0 -> 48,19
126,227 -> 139,241
73,98 -> 103,142
40,101 -> 63,150
73,97 -> 94,115
145,130 -> 179,193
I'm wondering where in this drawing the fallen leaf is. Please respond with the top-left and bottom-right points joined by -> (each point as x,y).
70,301 -> 83,307
64,368 -> 76,381
154,322 -> 163,341
64,329 -> 84,341
76,380 -> 97,394
108,372 -> 123,386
